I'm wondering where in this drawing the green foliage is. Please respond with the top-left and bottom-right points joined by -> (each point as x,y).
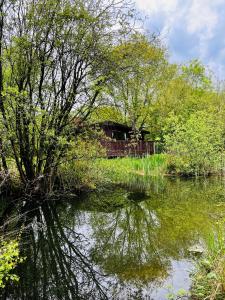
59,153 -> 167,190
90,106 -> 124,124
164,111 -> 225,176
58,137 -> 106,190
0,0 -> 136,193
95,154 -> 167,185
0,239 -> 24,288
0,0 -> 224,192
166,286 -> 189,300
191,221 -> 225,299
148,60 -> 214,141
108,33 -> 167,135
182,59 -> 212,91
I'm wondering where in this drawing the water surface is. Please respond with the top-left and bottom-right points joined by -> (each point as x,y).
2,177 -> 225,299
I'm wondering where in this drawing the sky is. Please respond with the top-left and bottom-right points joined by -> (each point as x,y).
135,0 -> 225,80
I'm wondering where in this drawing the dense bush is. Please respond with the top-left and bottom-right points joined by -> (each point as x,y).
0,239 -> 24,288
58,137 -> 106,190
164,111 -> 225,176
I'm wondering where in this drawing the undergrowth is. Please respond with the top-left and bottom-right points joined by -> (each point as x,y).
191,222 -> 225,300
94,154 -> 168,184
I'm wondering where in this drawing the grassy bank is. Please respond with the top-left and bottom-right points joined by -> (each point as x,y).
191,223 -> 225,300
58,154 -> 168,191
94,154 -> 168,184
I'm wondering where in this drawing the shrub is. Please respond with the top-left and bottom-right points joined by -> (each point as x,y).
0,239 -> 24,288
58,137 -> 106,190
164,111 -> 225,176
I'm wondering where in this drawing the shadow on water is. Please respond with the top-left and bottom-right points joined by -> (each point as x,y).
1,177 -> 225,299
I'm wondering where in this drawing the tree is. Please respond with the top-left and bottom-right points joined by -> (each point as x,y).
89,105 -> 124,124
149,60 -> 214,141
107,33 -> 168,140
0,0 -> 135,194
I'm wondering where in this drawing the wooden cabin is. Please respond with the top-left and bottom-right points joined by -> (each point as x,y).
95,121 -> 155,157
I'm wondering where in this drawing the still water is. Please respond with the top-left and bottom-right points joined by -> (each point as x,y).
2,177 -> 225,299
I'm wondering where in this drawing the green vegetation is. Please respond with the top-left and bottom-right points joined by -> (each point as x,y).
1,0 -> 225,299
0,0 -> 138,194
164,111 -> 225,176
191,221 -> 225,300
0,0 -> 224,192
0,0 -> 222,195
57,154 -> 168,191
0,238 -> 24,288
58,137 -> 105,190
94,154 -> 167,184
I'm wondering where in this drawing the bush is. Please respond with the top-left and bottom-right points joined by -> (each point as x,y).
58,137 -> 106,190
0,239 -> 24,288
164,111 -> 225,176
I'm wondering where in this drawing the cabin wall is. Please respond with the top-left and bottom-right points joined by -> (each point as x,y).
101,140 -> 155,157
96,122 -> 154,157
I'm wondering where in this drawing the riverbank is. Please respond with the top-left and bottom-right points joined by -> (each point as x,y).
57,154 -> 168,192
94,154 -> 167,182
63,153 -> 224,192
191,222 -> 225,300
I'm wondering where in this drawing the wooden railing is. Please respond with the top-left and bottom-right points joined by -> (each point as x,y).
100,140 -> 155,157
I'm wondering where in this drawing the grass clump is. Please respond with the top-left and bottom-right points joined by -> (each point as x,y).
191,223 -> 225,300
58,154 -> 167,191
95,154 -> 168,184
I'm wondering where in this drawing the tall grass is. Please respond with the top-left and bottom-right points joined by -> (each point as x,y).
58,154 -> 167,190
94,154 -> 168,185
191,222 -> 225,299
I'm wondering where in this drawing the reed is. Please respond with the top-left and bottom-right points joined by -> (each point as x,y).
94,154 -> 168,184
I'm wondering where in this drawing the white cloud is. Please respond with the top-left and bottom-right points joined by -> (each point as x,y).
135,0 -> 178,14
186,0 -> 219,36
136,0 -> 221,33
135,0 -> 225,78
135,0 -> 220,37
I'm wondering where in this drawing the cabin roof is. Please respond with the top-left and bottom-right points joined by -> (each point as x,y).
96,120 -> 150,134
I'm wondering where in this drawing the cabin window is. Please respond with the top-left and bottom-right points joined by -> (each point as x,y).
111,130 -> 126,140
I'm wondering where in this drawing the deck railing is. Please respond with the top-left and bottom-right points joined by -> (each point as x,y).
100,140 -> 155,157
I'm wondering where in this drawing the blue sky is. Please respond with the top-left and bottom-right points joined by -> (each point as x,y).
135,0 -> 225,80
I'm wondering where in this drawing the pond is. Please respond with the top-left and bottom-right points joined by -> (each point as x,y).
1,177 -> 225,299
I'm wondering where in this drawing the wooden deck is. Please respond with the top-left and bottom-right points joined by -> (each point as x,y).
101,140 -> 155,157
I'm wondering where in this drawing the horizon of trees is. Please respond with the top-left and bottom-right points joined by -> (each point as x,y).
0,0 -> 224,193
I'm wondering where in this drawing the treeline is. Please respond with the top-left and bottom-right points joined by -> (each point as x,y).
91,48 -> 225,176
0,0 -> 224,196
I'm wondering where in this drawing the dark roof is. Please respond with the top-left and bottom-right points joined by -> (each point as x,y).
95,120 -> 150,134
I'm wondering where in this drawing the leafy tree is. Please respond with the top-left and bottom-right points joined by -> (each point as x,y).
182,59 -> 212,91
0,0 -> 135,193
107,33 -> 168,140
149,60 -> 214,141
90,105 -> 124,124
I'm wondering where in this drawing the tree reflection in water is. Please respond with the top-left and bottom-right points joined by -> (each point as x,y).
1,177 -> 225,299
1,201 -> 108,300
85,178 -> 225,297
